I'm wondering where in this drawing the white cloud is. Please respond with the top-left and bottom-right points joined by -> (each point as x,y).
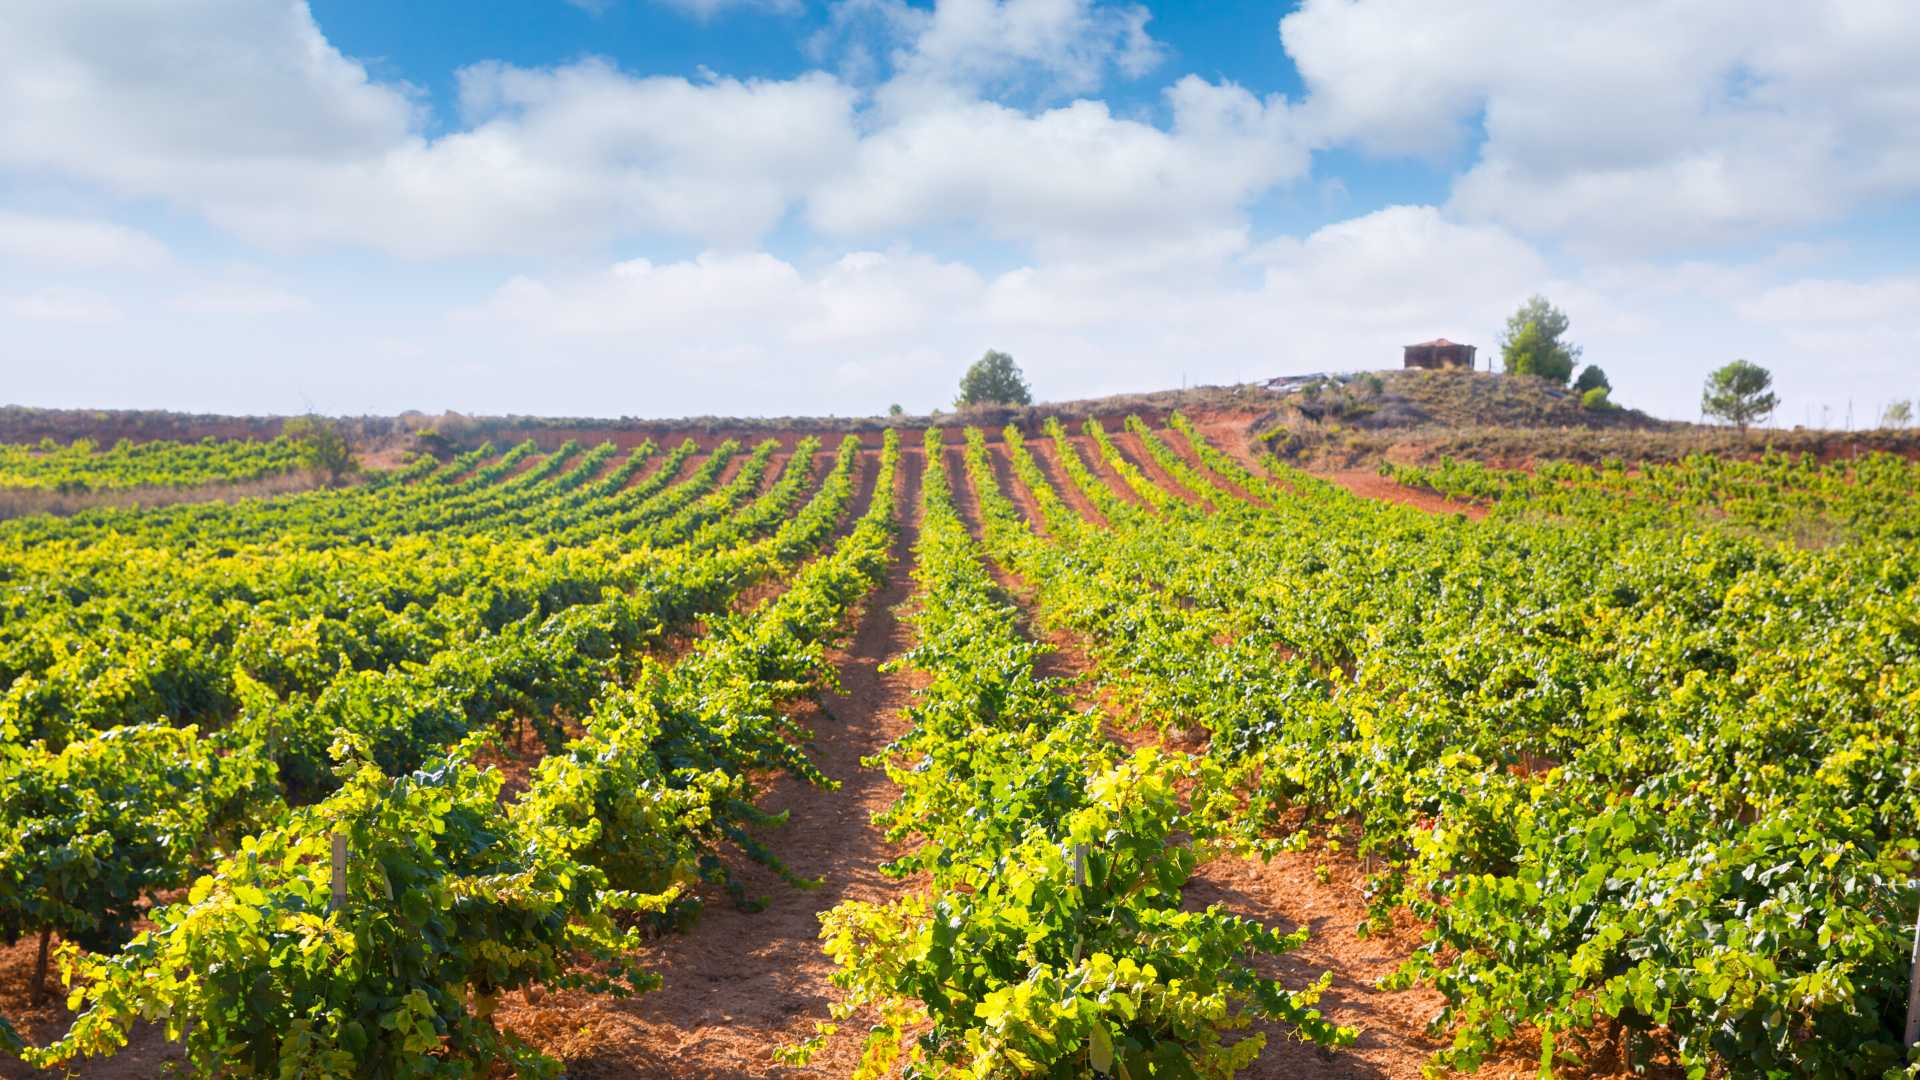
652,0 -> 803,18
6,200 -> 1913,423
0,3 -> 857,258
0,1 -> 1239,262
0,2 -> 417,182
1,0 -> 1914,424
813,0 -> 1162,106
0,212 -> 170,270
169,284 -> 312,316
441,207 -> 1917,422
898,0 -> 1161,102
1280,0 -> 1920,252
285,61 -> 853,256
1247,206 -> 1549,347
810,76 -> 1306,257
6,0 -> 1916,269
460,207 -> 1550,410
1737,278 -> 1920,326
3,287 -> 123,323
478,252 -> 811,339
1730,278 -> 1920,405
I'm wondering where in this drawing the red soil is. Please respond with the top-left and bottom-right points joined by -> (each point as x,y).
1025,437 -> 1110,527
980,445 -> 1049,537
1182,412 -> 1273,474
1112,429 -> 1213,510
492,449 -> 927,1078
1321,470 -> 1488,520
954,442 -> 1464,1079
1155,424 -> 1269,508
1068,434 -> 1149,508
0,936 -> 181,1078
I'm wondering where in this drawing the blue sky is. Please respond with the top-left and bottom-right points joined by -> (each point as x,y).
1,1 -> 1915,423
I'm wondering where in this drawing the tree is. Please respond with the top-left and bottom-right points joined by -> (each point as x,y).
1881,400 -> 1913,429
1700,360 -> 1779,430
888,403 -> 905,418
956,350 -> 1032,408
1573,365 -> 1611,394
282,414 -> 359,485
1500,296 -> 1581,384
1580,386 -> 1613,411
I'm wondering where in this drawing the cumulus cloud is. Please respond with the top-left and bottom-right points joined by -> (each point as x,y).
6,0 -> 1918,265
798,2 -> 1299,258
1247,206 -> 1550,347
652,0 -> 803,18
2,287 -> 124,323
0,2 -> 857,257
812,0 -> 1162,106
3,0 -> 1914,425
169,284 -> 313,317
0,212 -> 170,270
894,0 -> 1161,104
443,206 -> 1916,423
810,76 -> 1306,257
0,2 -> 416,184
461,208 -> 1553,408
9,198 -> 1914,424
1731,277 -> 1920,402
0,1 -> 1288,261
1280,0 -> 1920,252
1736,277 -> 1920,326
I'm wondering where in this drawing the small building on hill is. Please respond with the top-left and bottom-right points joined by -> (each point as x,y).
1404,338 -> 1477,370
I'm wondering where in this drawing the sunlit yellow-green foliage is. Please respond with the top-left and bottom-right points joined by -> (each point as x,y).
3,430 -> 899,1077
0,435 -> 303,491
991,412 -> 1920,1077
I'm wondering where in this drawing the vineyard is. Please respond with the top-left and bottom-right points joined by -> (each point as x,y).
0,437 -> 305,493
1,417 -> 1917,1079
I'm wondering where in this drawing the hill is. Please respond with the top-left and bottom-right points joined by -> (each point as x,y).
1247,368 -> 1920,467
6,369 -> 1918,482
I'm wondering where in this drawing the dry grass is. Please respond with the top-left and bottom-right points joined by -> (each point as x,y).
1251,369 -> 1920,468
0,405 -> 419,447
1277,421 -> 1920,470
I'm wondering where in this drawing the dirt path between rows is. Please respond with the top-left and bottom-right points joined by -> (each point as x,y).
964,440 -> 1459,1080
498,449 -> 927,1078
1113,429 -> 1213,510
949,449 -> 1088,693
1319,470 -> 1488,521
0,446 -> 863,1080
981,446 -> 1048,538
1067,434 -> 1149,509
1155,425 -> 1268,508
1025,436 -> 1109,527
1185,414 -> 1272,475
622,441 -> 700,491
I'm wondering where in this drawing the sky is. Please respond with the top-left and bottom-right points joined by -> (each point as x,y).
1,1 -> 1916,424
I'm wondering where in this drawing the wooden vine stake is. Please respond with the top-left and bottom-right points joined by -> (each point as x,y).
330,832 -> 348,916
1070,843 -> 1089,966
30,927 -> 51,1005
1906,887 -> 1920,1049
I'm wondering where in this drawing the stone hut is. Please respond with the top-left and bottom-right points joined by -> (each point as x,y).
1404,338 -> 1477,370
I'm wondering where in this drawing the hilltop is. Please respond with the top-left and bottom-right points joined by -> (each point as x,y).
1245,368 -> 1920,468
6,368 -> 1917,480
